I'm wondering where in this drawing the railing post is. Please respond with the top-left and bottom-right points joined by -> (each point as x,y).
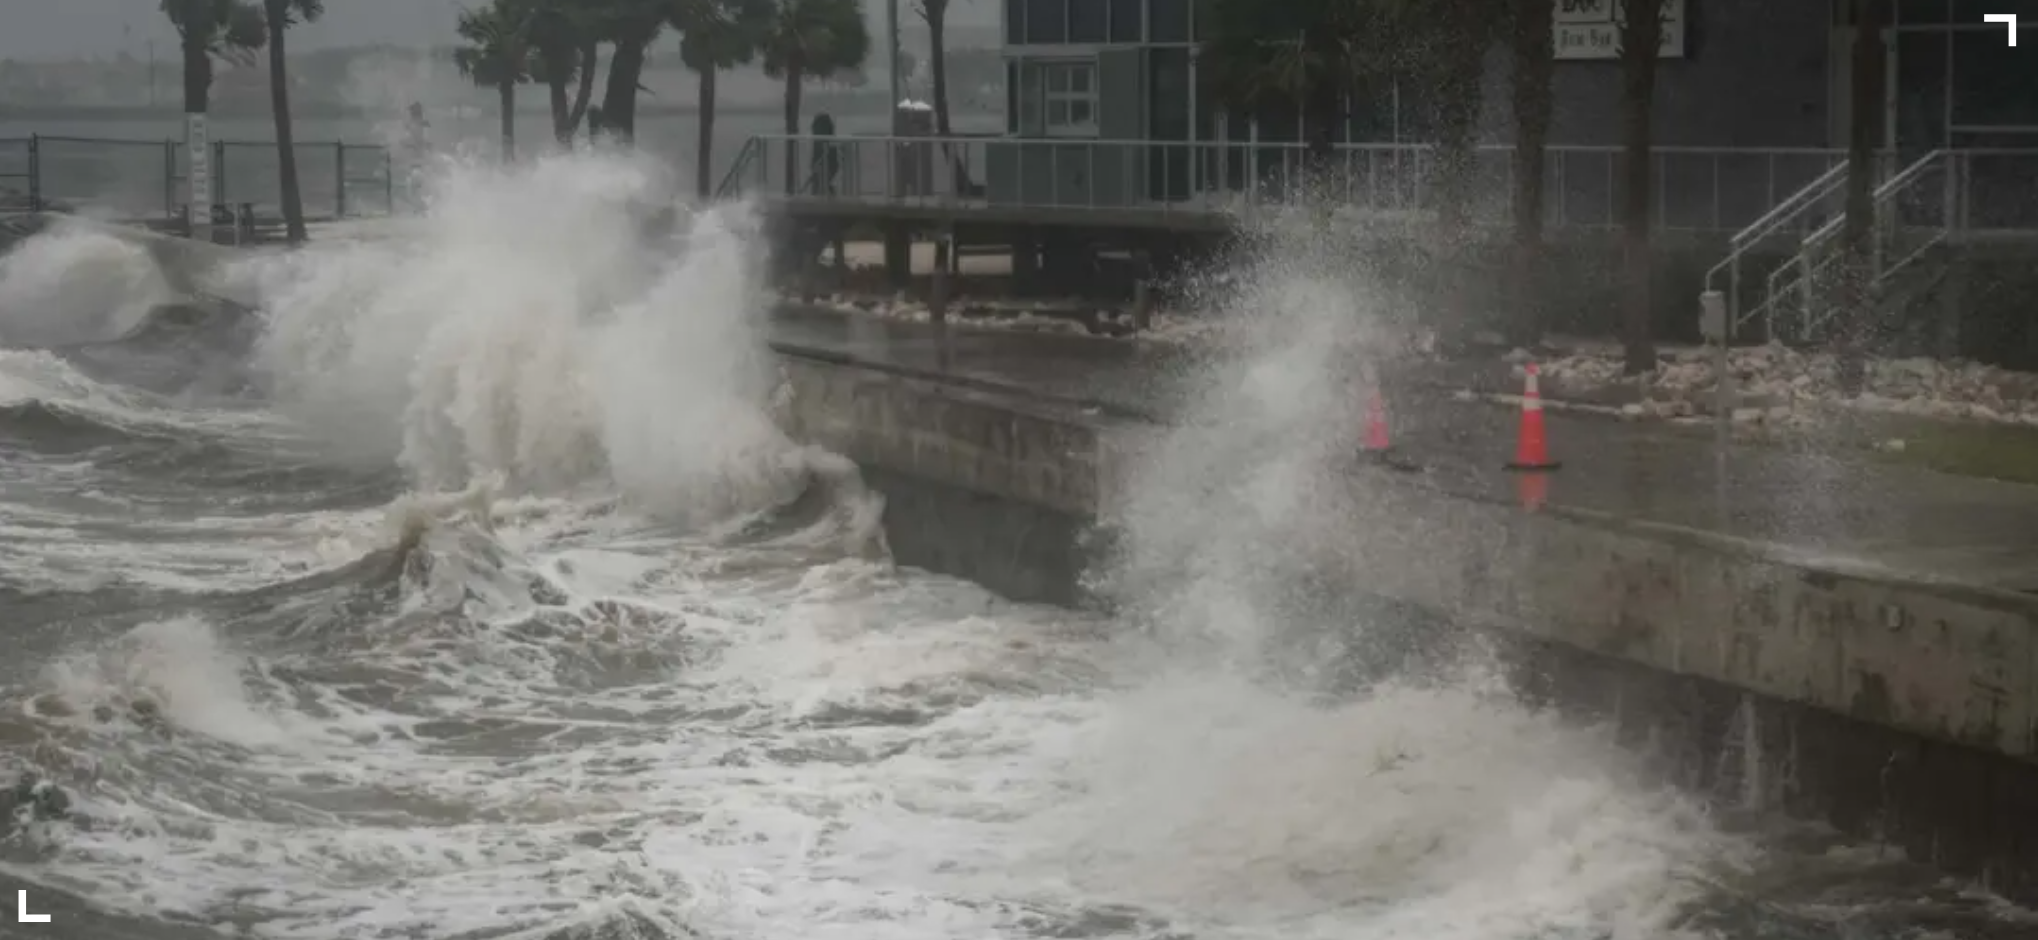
163,139 -> 176,220
384,147 -> 394,214
213,140 -> 227,212
335,142 -> 347,217
27,134 -> 40,212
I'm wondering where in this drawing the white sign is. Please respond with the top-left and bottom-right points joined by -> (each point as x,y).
1986,13 -> 2018,46
18,890 -> 50,923
186,112 -> 212,235
1555,0 -> 1687,60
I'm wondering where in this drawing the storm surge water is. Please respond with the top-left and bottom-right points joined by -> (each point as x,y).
1,157 -> 2028,940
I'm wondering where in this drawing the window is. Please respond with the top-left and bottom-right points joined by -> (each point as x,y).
1109,0 -> 1142,42
1023,0 -> 1066,44
1042,61 -> 1097,136
1150,0 -> 1190,42
1070,0 -> 1106,42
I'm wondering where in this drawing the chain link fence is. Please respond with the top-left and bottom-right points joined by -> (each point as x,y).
0,134 -> 392,222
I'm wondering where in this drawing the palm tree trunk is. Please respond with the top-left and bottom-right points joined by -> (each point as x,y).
696,67 -> 719,199
1837,0 -> 1888,395
548,71 -> 571,143
266,2 -> 308,244
1618,0 -> 1665,374
781,63 -> 804,196
567,43 -> 598,138
499,80 -> 517,161
601,36 -> 649,144
1509,0 -> 1555,345
927,2 -> 951,136
181,35 -> 213,241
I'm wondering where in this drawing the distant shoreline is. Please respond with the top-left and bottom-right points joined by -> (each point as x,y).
0,97 -> 896,125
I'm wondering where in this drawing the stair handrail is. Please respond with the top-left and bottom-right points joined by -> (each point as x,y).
713,136 -> 763,201
1760,150 -> 1953,341
1700,159 -> 1850,342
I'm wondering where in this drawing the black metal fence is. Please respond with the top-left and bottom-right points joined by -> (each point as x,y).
0,134 -> 393,221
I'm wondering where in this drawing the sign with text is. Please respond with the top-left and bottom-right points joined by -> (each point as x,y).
1555,0 -> 1687,60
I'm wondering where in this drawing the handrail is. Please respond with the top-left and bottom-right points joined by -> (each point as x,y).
1700,161 -> 1846,295
1755,149 -> 1951,342
1794,149 -> 1945,253
713,136 -> 759,200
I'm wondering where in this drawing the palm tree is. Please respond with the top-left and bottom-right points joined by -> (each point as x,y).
1618,0 -> 1665,374
1197,0 -> 1365,163
1836,0 -> 1889,394
262,0 -> 322,244
159,0 -> 265,240
456,0 -> 535,160
912,0 -> 951,136
760,0 -> 871,195
530,0 -> 600,143
676,0 -> 773,198
588,0 -> 669,143
1508,0 -> 1555,344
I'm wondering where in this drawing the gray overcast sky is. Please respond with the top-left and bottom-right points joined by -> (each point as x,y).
0,0 -> 996,60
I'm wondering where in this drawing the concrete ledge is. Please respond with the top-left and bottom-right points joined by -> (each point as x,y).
768,340 -> 2038,895
773,347 -> 2038,762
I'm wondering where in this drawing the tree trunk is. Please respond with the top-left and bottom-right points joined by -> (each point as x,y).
499,79 -> 517,161
781,63 -> 805,195
1618,0 -> 1665,375
1509,0 -> 1555,346
548,69 -> 571,143
567,43 -> 598,138
181,36 -> 213,240
1837,0 -> 1888,396
266,2 -> 308,244
927,2 -> 952,136
601,36 -> 649,144
696,67 -> 718,199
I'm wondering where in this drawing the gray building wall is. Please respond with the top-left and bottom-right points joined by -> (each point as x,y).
1475,0 -> 1836,149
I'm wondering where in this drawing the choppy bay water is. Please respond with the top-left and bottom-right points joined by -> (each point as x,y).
0,154 -> 2032,940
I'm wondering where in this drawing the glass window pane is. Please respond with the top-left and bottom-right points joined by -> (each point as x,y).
1109,0 -> 1141,42
1953,29 -> 2038,126
1024,0 -> 1066,44
1070,65 -> 1091,93
1071,0 -> 1106,43
1150,0 -> 1189,42
1006,0 -> 1024,43
1048,100 -> 1070,126
1070,100 -> 1093,126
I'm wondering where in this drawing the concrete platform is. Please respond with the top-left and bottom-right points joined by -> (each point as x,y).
767,305 -> 2038,594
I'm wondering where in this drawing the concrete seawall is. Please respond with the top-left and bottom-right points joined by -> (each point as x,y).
771,345 -> 2038,900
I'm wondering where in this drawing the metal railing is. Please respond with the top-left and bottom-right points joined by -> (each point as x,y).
1713,148 -> 2038,344
718,133 -> 1848,234
1765,150 -> 1952,342
0,134 -> 393,222
1701,160 -> 1854,341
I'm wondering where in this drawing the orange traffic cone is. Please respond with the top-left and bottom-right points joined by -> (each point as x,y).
1516,471 -> 1550,512
1362,386 -> 1393,455
1504,362 -> 1562,472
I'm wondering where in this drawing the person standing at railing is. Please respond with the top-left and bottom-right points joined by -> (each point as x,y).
809,113 -> 847,270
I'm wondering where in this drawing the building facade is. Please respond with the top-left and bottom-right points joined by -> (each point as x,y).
985,0 -> 2038,234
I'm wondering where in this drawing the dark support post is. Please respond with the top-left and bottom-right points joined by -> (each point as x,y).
1011,227 -> 1038,297
335,142 -> 347,218
883,222 -> 911,292
213,140 -> 228,219
384,148 -> 394,213
163,140 -> 175,220
930,223 -> 952,325
1131,248 -> 1153,332
26,135 -> 39,212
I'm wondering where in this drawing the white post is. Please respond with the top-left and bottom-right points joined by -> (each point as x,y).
186,111 -> 211,243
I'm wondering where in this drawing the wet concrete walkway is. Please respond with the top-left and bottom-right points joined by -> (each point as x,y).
768,305 -> 2038,593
